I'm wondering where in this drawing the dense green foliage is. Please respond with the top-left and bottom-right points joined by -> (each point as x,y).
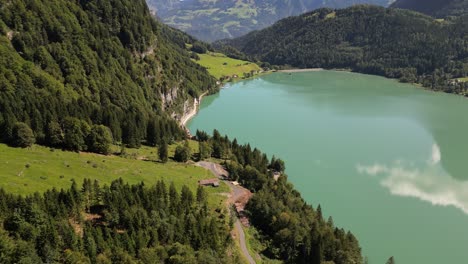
391,0 -> 468,18
195,130 -> 363,264
0,1 -> 367,262
86,125 -> 113,155
158,140 -> 169,163
11,122 -> 35,148
173,141 -> 191,162
0,0 -> 217,152
0,179 -> 232,263
147,0 -> 389,42
218,5 -> 468,95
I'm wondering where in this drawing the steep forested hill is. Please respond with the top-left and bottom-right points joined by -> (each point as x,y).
0,0 -> 217,150
217,5 -> 468,95
0,178 -> 233,263
391,0 -> 468,18
147,0 -> 391,42
0,1 -> 366,263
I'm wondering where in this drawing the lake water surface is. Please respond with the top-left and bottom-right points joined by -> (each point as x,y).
188,71 -> 468,263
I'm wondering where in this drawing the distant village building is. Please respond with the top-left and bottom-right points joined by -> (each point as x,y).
199,178 -> 220,187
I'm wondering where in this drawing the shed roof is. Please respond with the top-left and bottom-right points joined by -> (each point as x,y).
199,178 -> 219,185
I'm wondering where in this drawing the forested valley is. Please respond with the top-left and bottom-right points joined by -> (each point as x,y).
0,1 -> 390,263
217,5 -> 468,96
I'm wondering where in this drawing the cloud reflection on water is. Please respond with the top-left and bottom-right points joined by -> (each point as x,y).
357,144 -> 468,215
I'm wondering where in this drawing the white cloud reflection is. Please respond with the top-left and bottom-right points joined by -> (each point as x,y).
429,143 -> 441,165
357,144 -> 468,215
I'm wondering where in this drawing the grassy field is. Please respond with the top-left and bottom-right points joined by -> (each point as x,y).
457,77 -> 468,82
195,52 -> 261,79
0,143 -> 229,208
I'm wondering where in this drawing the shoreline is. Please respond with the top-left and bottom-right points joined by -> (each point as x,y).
180,91 -> 208,136
278,68 -> 324,73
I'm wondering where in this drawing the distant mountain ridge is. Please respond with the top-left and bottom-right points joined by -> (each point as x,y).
147,0 -> 391,42
391,0 -> 468,17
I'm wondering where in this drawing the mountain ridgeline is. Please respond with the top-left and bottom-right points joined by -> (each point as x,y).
217,5 -> 468,95
147,0 -> 390,42
0,0 -> 217,151
391,0 -> 468,18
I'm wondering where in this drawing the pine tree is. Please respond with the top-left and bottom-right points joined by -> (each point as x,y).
169,183 -> 180,213
196,186 -> 207,205
158,140 -> 169,163
146,119 -> 160,147
198,141 -> 211,160
180,186 -> 193,209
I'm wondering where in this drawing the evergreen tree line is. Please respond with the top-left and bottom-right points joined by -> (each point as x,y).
195,130 -> 363,264
0,0 -> 217,150
391,0 -> 468,18
0,178 -> 233,264
1,111 -> 184,153
217,5 -> 468,96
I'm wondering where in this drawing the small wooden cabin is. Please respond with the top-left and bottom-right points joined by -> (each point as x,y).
199,178 -> 220,187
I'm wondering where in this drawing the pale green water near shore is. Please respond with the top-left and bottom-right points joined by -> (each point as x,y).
188,71 -> 468,264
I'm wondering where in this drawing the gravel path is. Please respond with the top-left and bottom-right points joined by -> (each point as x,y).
196,161 -> 256,263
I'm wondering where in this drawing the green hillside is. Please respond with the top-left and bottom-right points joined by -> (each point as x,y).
0,143 -> 228,198
0,1 -> 366,263
218,5 -> 468,95
147,0 -> 390,42
391,0 -> 468,18
0,140 -> 242,263
0,0 -> 217,151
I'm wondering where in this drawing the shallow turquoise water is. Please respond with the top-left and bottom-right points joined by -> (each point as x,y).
188,71 -> 468,264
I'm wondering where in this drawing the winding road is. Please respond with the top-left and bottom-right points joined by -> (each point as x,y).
196,161 -> 256,264
235,219 -> 255,264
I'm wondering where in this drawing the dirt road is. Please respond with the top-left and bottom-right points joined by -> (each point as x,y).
196,161 -> 256,264
235,219 -> 255,264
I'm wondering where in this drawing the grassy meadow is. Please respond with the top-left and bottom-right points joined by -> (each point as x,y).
0,142 -> 229,208
195,52 -> 261,79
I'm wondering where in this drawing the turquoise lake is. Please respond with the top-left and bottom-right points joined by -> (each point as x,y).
188,71 -> 468,264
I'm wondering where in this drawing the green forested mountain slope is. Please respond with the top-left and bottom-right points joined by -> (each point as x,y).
0,1 -> 365,263
147,0 -> 391,42
0,0 -> 217,150
197,130 -> 363,264
391,0 -> 468,18
0,178 -> 234,263
217,5 -> 468,95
